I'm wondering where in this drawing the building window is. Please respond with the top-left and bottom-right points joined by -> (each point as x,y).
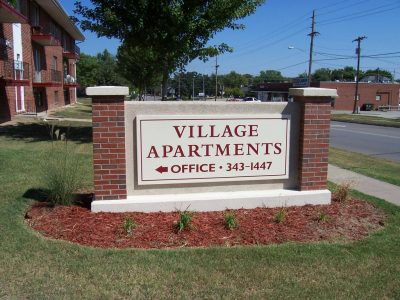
376,95 -> 381,101
30,4 -> 40,26
52,56 -> 58,70
54,91 -> 59,104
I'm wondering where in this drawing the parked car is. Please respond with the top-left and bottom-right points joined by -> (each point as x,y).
241,97 -> 261,102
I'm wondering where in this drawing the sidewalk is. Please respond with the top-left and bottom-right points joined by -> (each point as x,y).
328,164 -> 400,206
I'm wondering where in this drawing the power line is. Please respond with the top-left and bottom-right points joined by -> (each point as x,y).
318,3 -> 400,26
317,0 -> 372,17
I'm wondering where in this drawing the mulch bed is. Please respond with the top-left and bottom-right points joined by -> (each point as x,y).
25,196 -> 385,249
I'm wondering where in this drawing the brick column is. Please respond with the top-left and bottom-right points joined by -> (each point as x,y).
86,86 -> 129,200
289,88 -> 338,191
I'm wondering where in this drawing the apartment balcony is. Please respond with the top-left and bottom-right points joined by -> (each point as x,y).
63,44 -> 80,60
64,74 -> 77,87
0,0 -> 28,23
33,69 -> 62,87
0,60 -> 30,86
31,24 -> 61,47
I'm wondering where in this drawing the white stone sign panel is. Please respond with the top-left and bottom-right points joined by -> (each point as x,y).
136,115 -> 290,185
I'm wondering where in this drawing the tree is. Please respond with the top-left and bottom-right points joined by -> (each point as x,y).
362,68 -> 393,81
255,70 -> 285,84
76,50 -> 129,95
76,53 -> 100,93
74,0 -> 265,99
225,87 -> 244,98
96,50 -> 127,86
312,68 -> 332,81
116,43 -> 162,100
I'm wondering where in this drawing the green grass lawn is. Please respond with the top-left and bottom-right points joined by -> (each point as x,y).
50,98 -> 92,120
332,114 -> 400,128
329,147 -> 400,187
0,121 -> 399,298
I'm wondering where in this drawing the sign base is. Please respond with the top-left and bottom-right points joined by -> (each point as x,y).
91,189 -> 331,213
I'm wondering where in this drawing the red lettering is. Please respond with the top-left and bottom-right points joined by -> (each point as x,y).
173,126 -> 186,138
274,143 -> 282,154
234,143 -> 244,155
249,125 -> 258,137
147,146 -> 159,158
222,126 -> 233,137
210,125 -> 220,137
188,145 -> 200,157
173,145 -> 185,157
162,145 -> 173,157
215,144 -> 230,156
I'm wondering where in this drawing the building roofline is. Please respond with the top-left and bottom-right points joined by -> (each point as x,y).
35,0 -> 85,41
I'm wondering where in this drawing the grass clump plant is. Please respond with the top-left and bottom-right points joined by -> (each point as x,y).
224,212 -> 238,230
41,124 -> 84,206
122,217 -> 137,235
316,212 -> 330,223
176,210 -> 194,232
334,182 -> 352,203
274,208 -> 287,224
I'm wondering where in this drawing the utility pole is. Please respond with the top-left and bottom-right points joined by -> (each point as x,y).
307,10 -> 319,87
352,36 -> 367,114
215,55 -> 219,101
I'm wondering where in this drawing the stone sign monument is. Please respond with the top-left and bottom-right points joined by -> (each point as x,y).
87,86 -> 337,212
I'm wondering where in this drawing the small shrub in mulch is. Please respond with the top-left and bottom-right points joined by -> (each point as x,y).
25,196 -> 385,249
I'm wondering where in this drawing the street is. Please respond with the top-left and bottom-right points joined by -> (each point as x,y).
330,121 -> 400,162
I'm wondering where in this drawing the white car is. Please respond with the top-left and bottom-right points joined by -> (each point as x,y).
241,97 -> 261,102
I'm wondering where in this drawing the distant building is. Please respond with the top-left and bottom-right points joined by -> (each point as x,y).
0,0 -> 85,123
255,80 -> 400,111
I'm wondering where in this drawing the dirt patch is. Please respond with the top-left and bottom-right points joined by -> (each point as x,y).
25,197 -> 385,249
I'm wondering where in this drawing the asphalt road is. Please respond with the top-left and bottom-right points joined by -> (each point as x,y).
330,121 -> 400,162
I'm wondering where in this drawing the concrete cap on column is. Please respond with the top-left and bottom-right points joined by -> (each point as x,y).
289,87 -> 338,98
86,86 -> 130,96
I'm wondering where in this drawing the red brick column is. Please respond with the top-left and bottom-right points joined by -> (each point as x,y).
290,88 -> 337,191
87,87 -> 129,200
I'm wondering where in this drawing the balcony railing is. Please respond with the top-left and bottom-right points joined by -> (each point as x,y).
31,23 -> 62,46
33,69 -> 62,85
0,0 -> 28,23
0,60 -> 30,82
63,44 -> 80,59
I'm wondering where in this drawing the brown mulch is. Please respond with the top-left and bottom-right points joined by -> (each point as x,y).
25,197 -> 385,249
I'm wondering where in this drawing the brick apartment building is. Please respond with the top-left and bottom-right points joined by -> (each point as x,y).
256,81 -> 400,111
0,0 -> 84,123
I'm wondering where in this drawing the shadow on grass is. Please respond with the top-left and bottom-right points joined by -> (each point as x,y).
0,122 -> 92,144
23,188 -> 93,209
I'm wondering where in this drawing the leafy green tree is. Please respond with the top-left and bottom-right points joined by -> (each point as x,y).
96,50 -> 127,86
225,87 -> 244,98
312,68 -> 332,81
74,0 -> 265,99
362,68 -> 393,81
221,71 -> 249,88
76,53 -> 100,93
255,70 -> 285,84
116,43 -> 162,100
297,72 -> 308,79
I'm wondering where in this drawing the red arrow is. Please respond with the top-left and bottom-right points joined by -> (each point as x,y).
156,166 -> 168,174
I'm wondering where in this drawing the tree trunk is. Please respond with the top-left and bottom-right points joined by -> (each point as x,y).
161,62 -> 169,101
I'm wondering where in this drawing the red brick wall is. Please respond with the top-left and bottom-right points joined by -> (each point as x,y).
295,96 -> 331,191
92,96 -> 127,200
319,82 -> 400,110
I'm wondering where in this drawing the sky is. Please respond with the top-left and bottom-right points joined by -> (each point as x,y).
61,0 -> 400,78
